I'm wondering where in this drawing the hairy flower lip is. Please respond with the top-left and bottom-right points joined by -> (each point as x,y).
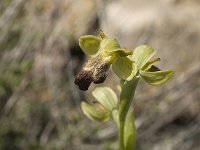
93,63 -> 110,84
74,69 -> 93,91
74,56 -> 110,91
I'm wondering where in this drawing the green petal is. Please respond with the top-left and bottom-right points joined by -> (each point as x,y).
81,102 -> 110,122
141,58 -> 161,71
124,110 -> 136,150
112,49 -> 133,57
79,35 -> 101,56
140,70 -> 174,85
132,45 -> 156,69
92,87 -> 118,111
112,57 -> 137,81
100,38 -> 121,52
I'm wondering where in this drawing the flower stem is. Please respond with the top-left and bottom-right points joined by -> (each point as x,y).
119,120 -> 125,150
118,77 -> 139,150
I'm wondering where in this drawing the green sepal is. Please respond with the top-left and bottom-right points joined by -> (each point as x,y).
92,87 -> 118,111
81,102 -> 110,122
132,45 -> 156,69
79,35 -> 101,56
124,110 -> 136,150
100,38 -> 121,52
141,58 -> 161,71
112,57 -> 137,81
139,70 -> 174,85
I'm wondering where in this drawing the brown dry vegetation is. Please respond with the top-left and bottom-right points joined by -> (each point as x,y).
0,0 -> 200,150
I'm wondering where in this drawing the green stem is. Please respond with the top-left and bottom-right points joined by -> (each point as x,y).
118,77 -> 139,150
119,120 -> 125,150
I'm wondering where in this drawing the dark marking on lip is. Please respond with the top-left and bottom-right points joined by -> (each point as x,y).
93,63 -> 110,84
74,56 -> 110,91
74,69 -> 93,91
148,65 -> 161,72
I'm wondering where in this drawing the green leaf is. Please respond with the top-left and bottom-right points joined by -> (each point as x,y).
92,87 -> 118,111
141,58 -> 161,71
124,110 -> 136,150
132,45 -> 156,69
140,70 -> 174,85
119,77 -> 139,122
79,35 -> 101,56
100,38 -> 121,52
81,102 -> 110,122
112,57 -> 137,81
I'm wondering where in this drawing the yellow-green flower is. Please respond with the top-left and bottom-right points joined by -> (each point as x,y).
81,87 -> 118,122
75,31 -> 174,150
75,30 -> 133,90
74,30 -> 173,91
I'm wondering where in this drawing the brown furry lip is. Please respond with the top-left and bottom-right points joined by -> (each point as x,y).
74,56 -> 110,91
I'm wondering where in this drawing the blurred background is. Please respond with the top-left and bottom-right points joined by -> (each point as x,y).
0,0 -> 200,150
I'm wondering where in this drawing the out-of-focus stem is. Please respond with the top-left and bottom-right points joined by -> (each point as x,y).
119,120 -> 125,150
118,77 -> 139,150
